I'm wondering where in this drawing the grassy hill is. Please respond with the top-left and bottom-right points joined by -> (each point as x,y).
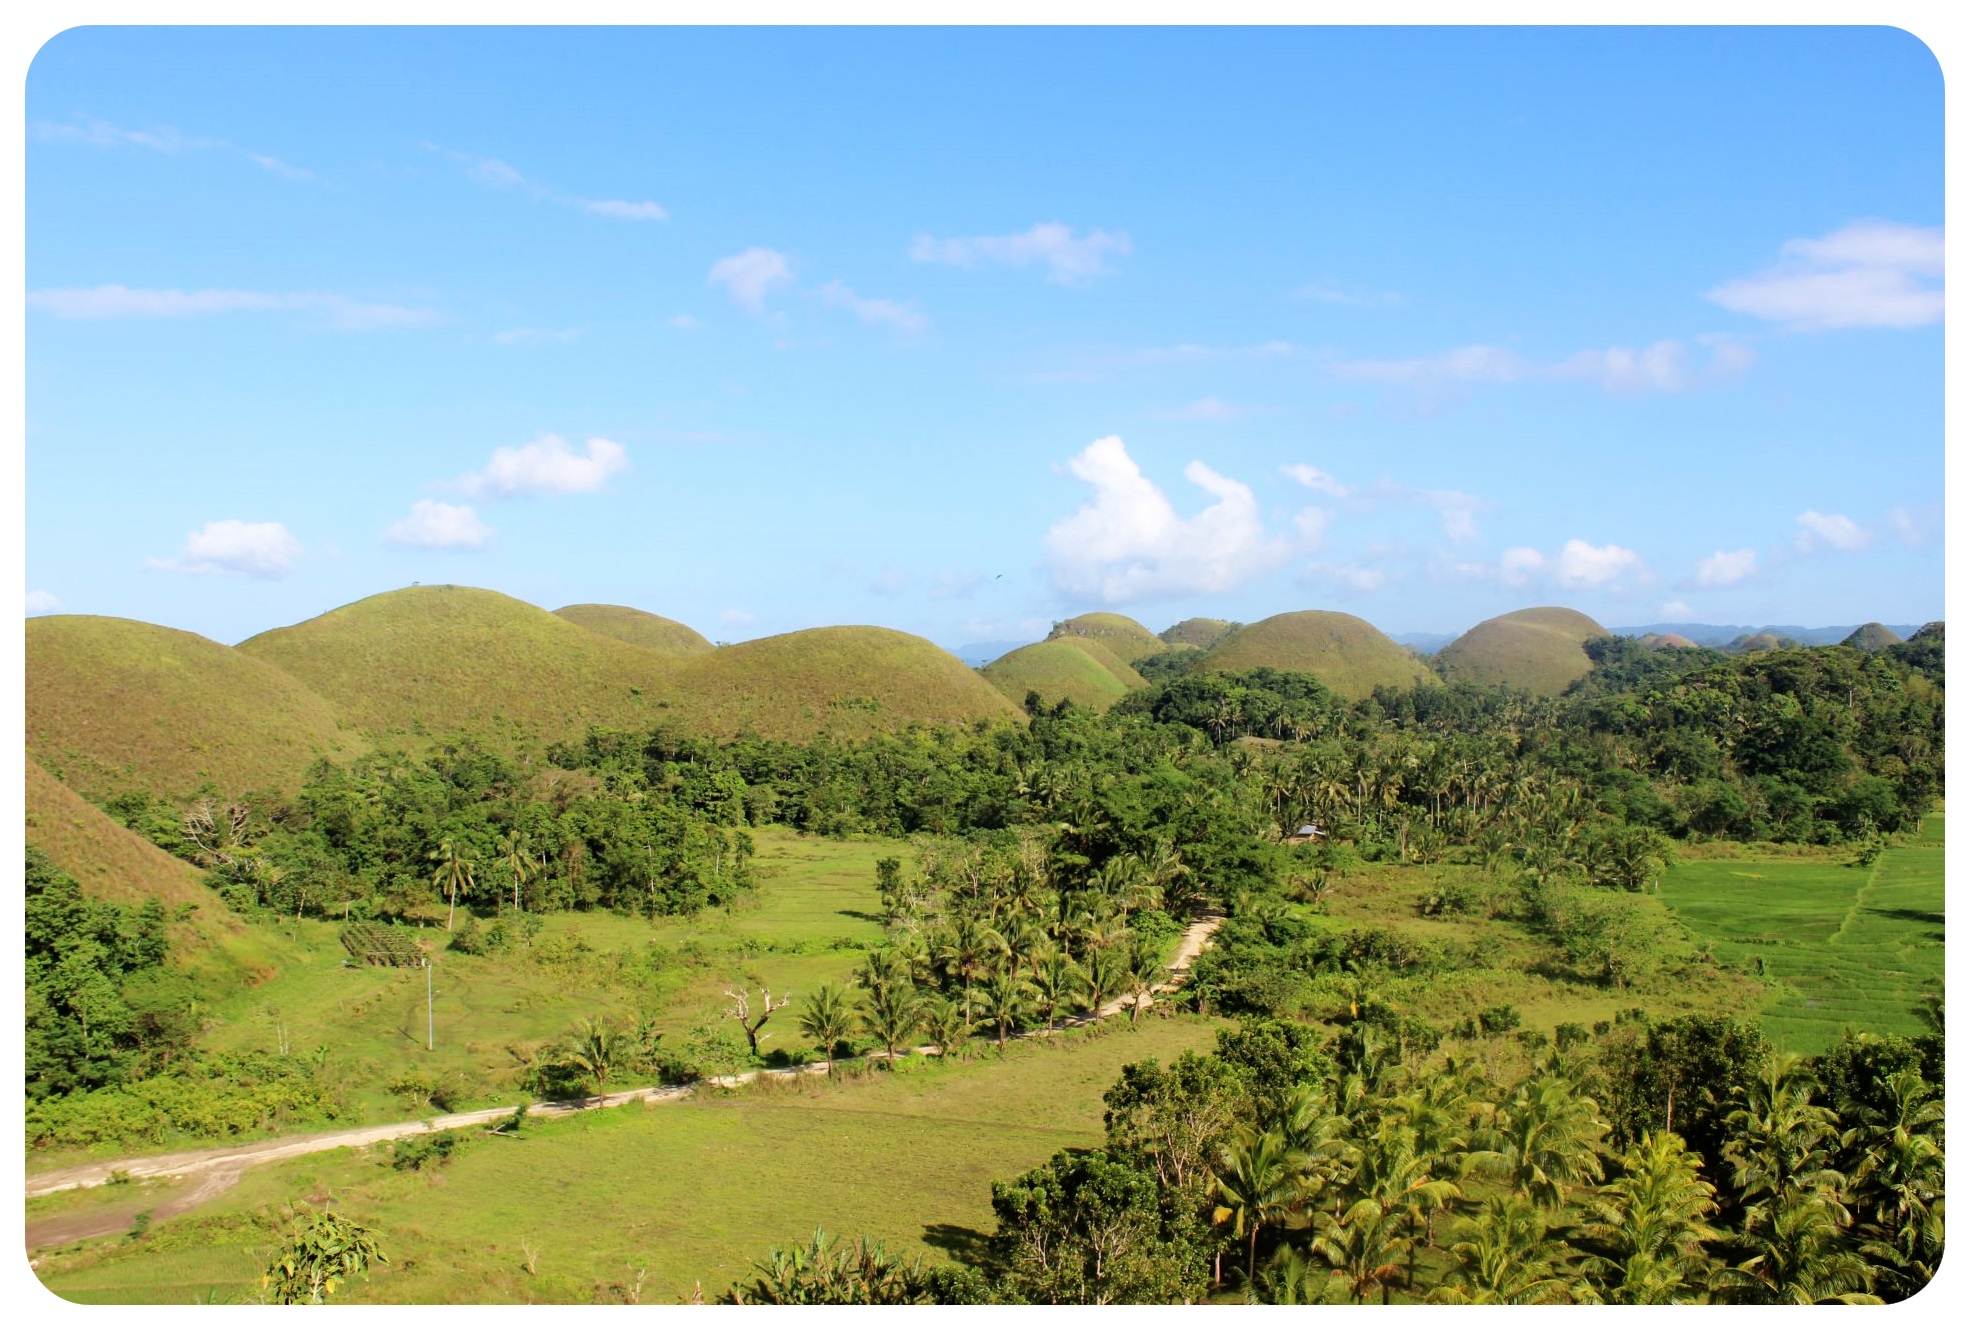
1046,612 -> 1167,664
1196,610 -> 1435,700
1435,606 -> 1611,696
552,603 -> 715,655
1841,622 -> 1903,652
982,638 -> 1147,711
652,626 -> 1025,739
236,585 -> 674,743
27,615 -> 362,800
1159,617 -> 1239,651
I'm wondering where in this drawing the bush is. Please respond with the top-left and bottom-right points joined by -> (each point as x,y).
1478,1004 -> 1522,1036
390,1130 -> 459,1171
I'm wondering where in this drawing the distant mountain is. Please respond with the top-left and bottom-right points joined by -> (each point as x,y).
1612,623 -> 1929,648
1391,631 -> 1457,653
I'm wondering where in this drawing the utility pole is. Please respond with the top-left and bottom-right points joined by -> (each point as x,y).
426,955 -> 435,1051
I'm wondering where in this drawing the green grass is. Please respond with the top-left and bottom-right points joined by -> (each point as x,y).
552,604 -> 715,654
1045,612 -> 1167,664
27,615 -> 363,800
1435,606 -> 1609,696
1158,617 -> 1238,650
1658,818 -> 1944,1052
982,638 -> 1145,711
25,828 -> 895,1174
34,1015 -> 1223,1304
1196,610 -> 1436,700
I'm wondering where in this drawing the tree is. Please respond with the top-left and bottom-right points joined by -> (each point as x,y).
1430,1194 -> 1581,1304
1580,1130 -> 1722,1304
798,983 -> 855,1076
1480,1073 -> 1608,1209
563,1017 -> 625,1095
860,983 -> 921,1063
499,829 -> 536,914
980,966 -> 1032,1050
262,1205 -> 387,1304
1082,946 -> 1127,1019
1123,938 -> 1168,1025
723,987 -> 790,1059
990,1149 -> 1202,1304
427,836 -> 476,932
1030,949 -> 1085,1032
919,994 -> 969,1059
1211,1126 -> 1304,1284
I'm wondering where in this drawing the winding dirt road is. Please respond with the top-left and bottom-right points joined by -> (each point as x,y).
26,914 -> 1221,1252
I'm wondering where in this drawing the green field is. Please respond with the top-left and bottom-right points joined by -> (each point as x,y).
1660,816 -> 1944,1051
34,1015 -> 1221,1304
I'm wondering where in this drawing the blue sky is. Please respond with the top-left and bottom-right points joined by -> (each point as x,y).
25,25 -> 1944,651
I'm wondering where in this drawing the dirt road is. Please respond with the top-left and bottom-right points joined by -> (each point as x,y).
26,914 -> 1221,1251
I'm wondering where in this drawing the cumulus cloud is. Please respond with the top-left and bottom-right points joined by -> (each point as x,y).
1692,548 -> 1759,588
1795,510 -> 1870,553
1497,539 -> 1643,590
493,327 -> 581,345
384,500 -> 490,550
1281,464 -> 1350,498
28,285 -> 438,331
1707,221 -> 1943,331
459,434 -> 629,498
1330,338 -> 1751,396
910,222 -> 1132,285
26,589 -> 60,614
1044,435 -> 1302,603
1148,397 -> 1243,422
147,520 -> 302,578
1281,464 -> 1484,541
817,281 -> 929,335
708,248 -> 793,312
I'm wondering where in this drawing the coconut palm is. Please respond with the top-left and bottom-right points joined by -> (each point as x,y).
859,983 -> 921,1063
798,983 -> 855,1076
498,829 -> 535,914
427,837 -> 476,932
1080,945 -> 1128,1019
1478,1073 -> 1608,1210
1429,1193 -> 1582,1304
1580,1129 -> 1723,1304
977,965 -> 1032,1050
1122,938 -> 1167,1024
933,914 -> 1005,1028
1029,949 -> 1085,1031
1212,1126 -> 1305,1284
562,1017 -> 624,1096
1841,1069 -> 1945,1299
919,994 -> 969,1059
1712,1186 -> 1879,1304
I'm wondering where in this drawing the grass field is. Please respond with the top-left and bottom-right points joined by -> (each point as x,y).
33,1015 -> 1223,1304
1659,816 -> 1944,1052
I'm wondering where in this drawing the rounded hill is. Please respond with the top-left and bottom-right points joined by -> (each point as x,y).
982,638 -> 1146,712
655,626 -> 1024,738
1436,606 -> 1611,696
27,615 -> 361,799
236,585 -> 672,741
553,603 -> 715,655
1196,611 -> 1434,699
1046,612 -> 1167,664
1841,622 -> 1903,653
1159,617 -> 1239,651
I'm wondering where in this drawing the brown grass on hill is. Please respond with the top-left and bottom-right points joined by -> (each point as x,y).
27,615 -> 363,800
1158,617 -> 1239,650
982,637 -> 1146,711
1197,610 -> 1435,700
552,603 -> 715,654
1435,606 -> 1611,696
1045,611 -> 1167,664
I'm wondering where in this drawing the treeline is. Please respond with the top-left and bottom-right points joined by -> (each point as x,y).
726,1010 -> 1945,1304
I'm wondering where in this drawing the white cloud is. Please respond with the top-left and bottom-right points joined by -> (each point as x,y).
465,154 -> 526,188
1494,539 -> 1642,591
1148,397 -> 1243,422
383,500 -> 490,550
1707,221 -> 1943,331
1299,561 -> 1390,598
1661,600 -> 1691,618
1692,548 -> 1759,588
817,281 -> 929,336
459,434 -> 629,498
35,116 -> 314,181
1282,464 -> 1350,498
28,285 -> 438,331
1292,284 -> 1402,307
246,153 -> 313,181
1331,338 -> 1751,396
708,248 -> 793,312
147,519 -> 302,578
1795,510 -> 1870,553
1887,506 -> 1929,546
25,589 -> 59,615
493,327 -> 581,345
1043,435 -> 1300,603
581,199 -> 668,221
910,222 -> 1132,285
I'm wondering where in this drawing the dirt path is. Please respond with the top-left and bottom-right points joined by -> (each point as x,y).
26,914 -> 1221,1250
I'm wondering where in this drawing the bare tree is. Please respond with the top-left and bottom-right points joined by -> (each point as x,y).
723,987 -> 791,1059
182,798 -> 252,866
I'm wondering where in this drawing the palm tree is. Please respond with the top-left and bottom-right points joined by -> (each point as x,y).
1478,1074 -> 1608,1210
1580,1129 -> 1722,1304
1712,1186 -> 1879,1304
919,994 -> 969,1059
979,965 -> 1032,1050
1841,1068 -> 1945,1299
859,983 -> 921,1063
934,914 -> 1005,1029
1429,1193 -> 1581,1304
428,836 -> 476,932
798,983 -> 855,1077
1212,1126 -> 1305,1284
562,1017 -> 624,1096
1337,1121 -> 1461,1299
499,829 -> 535,914
1122,938 -> 1167,1024
1030,949 -> 1084,1031
1082,945 -> 1128,1019
1308,1194 -> 1410,1305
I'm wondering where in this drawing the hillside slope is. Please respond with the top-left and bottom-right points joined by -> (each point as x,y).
236,585 -> 673,742
552,603 -> 715,655
27,615 -> 361,799
1159,617 -> 1239,651
1196,610 -> 1435,699
983,638 -> 1147,711
1046,612 -> 1168,664
1436,606 -> 1611,695
654,626 -> 1025,739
